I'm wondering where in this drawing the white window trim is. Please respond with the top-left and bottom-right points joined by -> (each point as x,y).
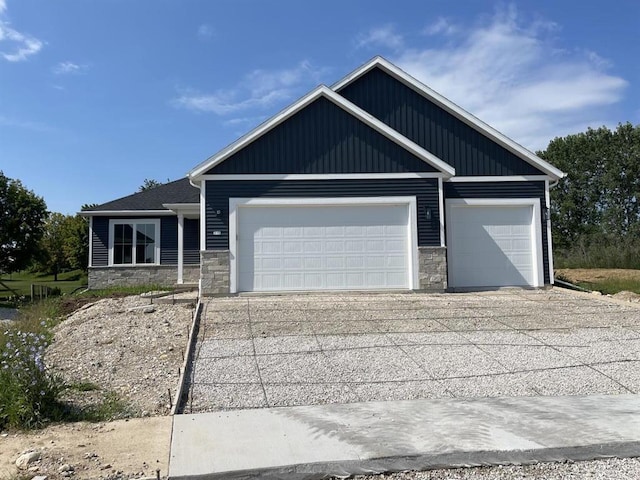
108,219 -> 161,267
445,198 -> 545,288
88,216 -> 93,268
228,196 -> 419,294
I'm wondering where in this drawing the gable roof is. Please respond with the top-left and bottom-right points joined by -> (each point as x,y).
81,178 -> 199,214
332,57 -> 565,180
188,85 -> 455,179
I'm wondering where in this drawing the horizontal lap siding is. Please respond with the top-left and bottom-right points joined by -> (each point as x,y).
91,217 -> 109,266
205,179 -> 440,249
338,67 -> 545,177
160,217 -> 177,265
444,181 -> 550,284
206,97 -> 436,175
184,218 -> 200,265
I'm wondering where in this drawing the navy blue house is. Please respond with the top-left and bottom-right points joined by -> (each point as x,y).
82,57 -> 565,295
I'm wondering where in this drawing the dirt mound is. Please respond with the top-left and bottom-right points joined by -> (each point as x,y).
556,268 -> 640,284
612,290 -> 640,303
46,295 -> 194,416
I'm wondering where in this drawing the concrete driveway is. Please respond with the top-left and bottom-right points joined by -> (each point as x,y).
185,289 -> 640,413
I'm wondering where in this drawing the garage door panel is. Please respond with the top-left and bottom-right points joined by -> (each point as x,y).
447,203 -> 536,288
237,204 -> 410,292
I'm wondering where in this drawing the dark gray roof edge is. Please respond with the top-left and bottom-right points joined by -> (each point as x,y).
82,177 -> 199,212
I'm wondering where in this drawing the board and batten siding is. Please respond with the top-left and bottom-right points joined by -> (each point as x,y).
205,97 -> 437,175
91,215 -> 198,267
205,179 -> 440,250
338,67 -> 545,177
444,181 -> 550,284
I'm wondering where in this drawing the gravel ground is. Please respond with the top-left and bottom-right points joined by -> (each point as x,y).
46,295 -> 195,415
351,457 -> 640,479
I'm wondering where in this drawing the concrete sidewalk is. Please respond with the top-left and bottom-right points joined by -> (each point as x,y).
169,394 -> 640,480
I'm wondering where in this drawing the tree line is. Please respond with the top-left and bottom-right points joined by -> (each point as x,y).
0,174 -> 170,280
539,122 -> 640,269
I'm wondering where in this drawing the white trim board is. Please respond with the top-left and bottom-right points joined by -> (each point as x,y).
445,198 -> 545,288
228,196 -> 419,294
332,57 -> 565,181
80,210 -> 175,217
188,85 -> 455,179
201,172 -> 446,181
544,180 -> 555,284
446,176 -> 551,183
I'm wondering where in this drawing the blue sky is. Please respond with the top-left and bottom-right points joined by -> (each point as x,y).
0,0 -> 637,214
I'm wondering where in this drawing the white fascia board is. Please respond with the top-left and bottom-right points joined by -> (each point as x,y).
189,85 -> 455,179
79,210 -> 175,217
162,203 -> 200,211
332,57 -> 566,181
446,175 -> 551,183
201,172 -> 446,181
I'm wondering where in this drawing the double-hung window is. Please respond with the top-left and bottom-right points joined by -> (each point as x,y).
109,219 -> 160,265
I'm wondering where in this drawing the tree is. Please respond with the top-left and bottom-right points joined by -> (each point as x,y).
139,179 -> 163,191
0,171 -> 48,275
61,214 -> 89,271
38,213 -> 68,281
538,123 -> 640,267
36,213 -> 90,277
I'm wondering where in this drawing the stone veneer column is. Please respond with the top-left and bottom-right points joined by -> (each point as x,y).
200,250 -> 230,296
418,246 -> 448,291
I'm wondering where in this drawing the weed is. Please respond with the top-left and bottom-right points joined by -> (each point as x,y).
70,381 -> 101,392
0,329 -> 65,429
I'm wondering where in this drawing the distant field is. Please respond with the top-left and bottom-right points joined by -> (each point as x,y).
556,268 -> 640,295
0,269 -> 87,301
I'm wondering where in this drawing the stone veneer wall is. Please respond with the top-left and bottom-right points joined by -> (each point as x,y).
89,265 -> 200,289
418,246 -> 447,291
200,250 -> 230,296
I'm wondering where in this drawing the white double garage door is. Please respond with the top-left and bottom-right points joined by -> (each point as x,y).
229,197 -> 544,293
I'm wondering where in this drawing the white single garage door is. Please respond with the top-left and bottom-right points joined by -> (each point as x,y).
236,203 -> 411,292
446,200 -> 541,288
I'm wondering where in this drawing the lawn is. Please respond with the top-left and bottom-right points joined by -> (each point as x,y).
0,269 -> 87,303
555,268 -> 640,295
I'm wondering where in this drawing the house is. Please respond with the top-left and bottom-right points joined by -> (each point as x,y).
82,57 -> 565,295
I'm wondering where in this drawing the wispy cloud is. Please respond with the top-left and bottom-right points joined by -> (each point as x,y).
0,2 -> 43,62
0,115 -> 55,133
395,6 -> 627,149
356,25 -> 403,50
52,61 -> 87,75
423,17 -> 457,36
197,24 -> 214,39
173,60 -> 327,115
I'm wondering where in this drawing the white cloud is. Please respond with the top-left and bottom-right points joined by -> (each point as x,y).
52,61 -> 86,75
174,60 -> 327,115
197,24 -> 214,39
423,17 -> 457,36
394,6 -> 627,150
0,2 -> 43,62
356,25 -> 403,51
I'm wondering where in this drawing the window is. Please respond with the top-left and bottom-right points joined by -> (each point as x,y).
109,220 -> 160,265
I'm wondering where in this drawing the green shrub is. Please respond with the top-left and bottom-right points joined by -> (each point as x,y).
0,328 -> 65,429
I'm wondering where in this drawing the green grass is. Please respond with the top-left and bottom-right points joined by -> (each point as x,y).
570,278 -> 640,295
0,269 -> 87,301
